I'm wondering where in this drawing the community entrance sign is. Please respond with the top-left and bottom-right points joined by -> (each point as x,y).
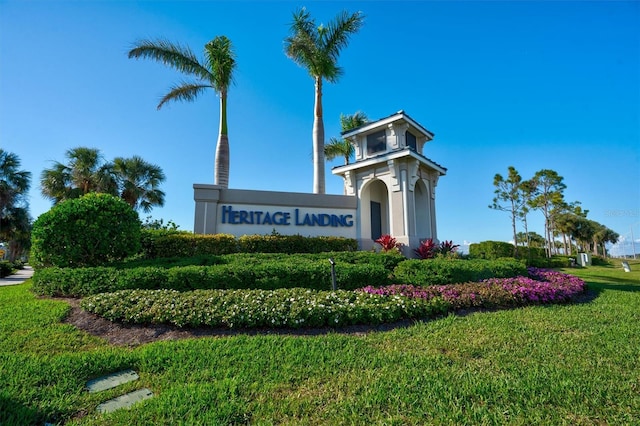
194,111 -> 447,256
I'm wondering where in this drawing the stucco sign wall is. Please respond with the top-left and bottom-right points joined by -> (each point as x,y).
194,185 -> 357,239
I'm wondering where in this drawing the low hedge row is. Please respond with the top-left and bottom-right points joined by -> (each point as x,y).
33,255 -> 526,297
32,261 -> 391,297
139,230 -> 358,259
80,269 -> 585,329
393,258 -> 527,286
81,288 -> 450,328
114,251 -> 406,271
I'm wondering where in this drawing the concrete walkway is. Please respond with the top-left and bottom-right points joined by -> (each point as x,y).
0,265 -> 34,286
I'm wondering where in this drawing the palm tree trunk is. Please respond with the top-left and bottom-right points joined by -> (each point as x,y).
313,77 -> 325,194
215,90 -> 230,188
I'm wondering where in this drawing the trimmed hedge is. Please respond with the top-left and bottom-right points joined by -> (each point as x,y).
237,234 -> 357,253
139,230 -> 358,258
140,231 -> 238,258
32,258 -> 391,297
393,258 -> 527,286
469,241 -> 515,259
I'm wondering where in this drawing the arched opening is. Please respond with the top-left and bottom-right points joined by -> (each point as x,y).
414,179 -> 431,239
360,179 -> 390,241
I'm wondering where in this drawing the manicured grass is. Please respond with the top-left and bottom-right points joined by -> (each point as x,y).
1,261 -> 639,425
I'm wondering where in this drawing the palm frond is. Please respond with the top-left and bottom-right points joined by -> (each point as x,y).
204,36 -> 237,90
340,111 -> 368,132
128,39 -> 212,81
285,9 -> 322,76
323,10 -> 365,61
157,82 -> 213,109
324,137 -> 354,164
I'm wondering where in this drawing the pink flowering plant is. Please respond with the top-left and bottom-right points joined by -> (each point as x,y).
358,268 -> 585,310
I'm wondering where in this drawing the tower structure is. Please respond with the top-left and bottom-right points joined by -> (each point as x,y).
331,110 -> 447,253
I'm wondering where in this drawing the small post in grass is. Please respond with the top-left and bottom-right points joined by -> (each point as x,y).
329,258 -> 337,290
622,261 -> 631,272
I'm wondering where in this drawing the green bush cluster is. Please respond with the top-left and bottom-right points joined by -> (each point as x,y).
30,193 -> 141,268
393,258 -> 527,286
469,241 -> 515,259
526,256 -> 574,268
469,240 -> 575,267
81,288 -> 450,328
32,253 -> 393,297
139,230 -> 358,258
140,230 -> 238,258
238,234 -> 358,253
0,261 -> 13,278
117,251 -> 405,272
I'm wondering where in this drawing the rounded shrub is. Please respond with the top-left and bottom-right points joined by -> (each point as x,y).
31,193 -> 141,268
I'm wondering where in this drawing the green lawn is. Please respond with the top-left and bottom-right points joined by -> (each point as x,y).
1,261 -> 639,425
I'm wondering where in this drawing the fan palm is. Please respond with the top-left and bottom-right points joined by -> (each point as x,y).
40,147 -> 116,203
325,111 -> 368,165
285,8 -> 364,194
0,149 -> 31,217
128,36 -> 236,187
112,156 -> 166,213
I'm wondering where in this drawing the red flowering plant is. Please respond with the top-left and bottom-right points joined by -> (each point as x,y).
375,234 -> 403,252
437,240 -> 460,256
414,238 -> 438,259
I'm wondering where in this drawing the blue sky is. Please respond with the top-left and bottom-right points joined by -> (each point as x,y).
1,1 -> 639,254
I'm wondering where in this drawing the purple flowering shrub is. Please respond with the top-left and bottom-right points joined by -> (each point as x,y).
358,267 -> 585,310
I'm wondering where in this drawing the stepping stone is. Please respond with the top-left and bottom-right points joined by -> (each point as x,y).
86,369 -> 139,393
96,388 -> 154,414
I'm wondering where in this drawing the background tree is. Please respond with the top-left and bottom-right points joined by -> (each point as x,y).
517,178 -> 537,253
592,223 -> 619,257
325,111 -> 368,165
3,207 -> 31,261
516,231 -> 545,248
285,8 -> 364,194
0,150 -> 32,260
0,150 -> 31,219
41,147 -> 165,213
572,216 -> 597,253
530,169 -> 566,257
489,166 -> 525,257
112,156 -> 166,213
40,147 -> 116,203
129,36 -> 237,187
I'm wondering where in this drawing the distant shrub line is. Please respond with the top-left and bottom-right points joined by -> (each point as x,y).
469,240 -> 576,268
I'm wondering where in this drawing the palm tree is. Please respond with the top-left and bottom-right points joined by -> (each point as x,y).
325,111 -> 368,165
0,150 -> 31,249
0,149 -> 31,220
112,156 -> 166,213
285,8 -> 365,194
128,36 -> 236,188
40,147 -> 116,203
3,206 -> 31,261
